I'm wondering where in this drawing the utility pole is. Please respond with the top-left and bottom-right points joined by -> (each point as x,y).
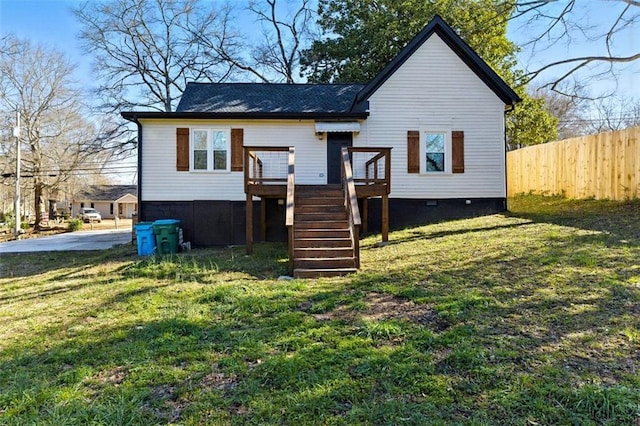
13,111 -> 21,238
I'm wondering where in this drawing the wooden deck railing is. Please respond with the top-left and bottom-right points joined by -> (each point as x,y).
285,148 -> 296,275
347,147 -> 391,241
244,146 -> 290,191
348,147 -> 391,191
245,146 -> 291,254
341,147 -> 361,268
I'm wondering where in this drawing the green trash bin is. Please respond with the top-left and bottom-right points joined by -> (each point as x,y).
153,219 -> 181,254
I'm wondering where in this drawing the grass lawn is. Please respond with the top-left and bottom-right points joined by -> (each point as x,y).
1,195 -> 639,425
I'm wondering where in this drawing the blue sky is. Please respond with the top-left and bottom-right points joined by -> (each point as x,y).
1,0 -> 638,99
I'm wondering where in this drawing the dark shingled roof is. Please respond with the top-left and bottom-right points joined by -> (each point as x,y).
75,185 -> 137,202
176,83 -> 366,114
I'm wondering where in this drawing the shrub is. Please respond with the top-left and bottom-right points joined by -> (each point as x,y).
68,218 -> 83,232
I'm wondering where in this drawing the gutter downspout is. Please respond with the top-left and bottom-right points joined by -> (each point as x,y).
126,115 -> 144,221
504,102 -> 516,211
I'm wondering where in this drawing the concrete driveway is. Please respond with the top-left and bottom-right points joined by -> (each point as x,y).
0,229 -> 132,253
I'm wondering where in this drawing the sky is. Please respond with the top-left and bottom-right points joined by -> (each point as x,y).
1,0 -> 637,94
0,1 -> 638,117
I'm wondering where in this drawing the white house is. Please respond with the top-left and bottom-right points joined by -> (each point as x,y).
73,185 -> 138,219
122,16 -> 520,275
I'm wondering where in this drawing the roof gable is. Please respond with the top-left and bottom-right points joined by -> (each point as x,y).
354,15 -> 521,108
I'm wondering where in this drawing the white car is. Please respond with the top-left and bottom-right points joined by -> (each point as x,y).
79,208 -> 102,223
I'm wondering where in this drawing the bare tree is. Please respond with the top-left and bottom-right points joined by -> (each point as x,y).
512,0 -> 639,94
533,83 -> 591,139
75,0 -> 234,112
587,96 -> 640,133
0,35 -> 111,229
186,0 -> 316,83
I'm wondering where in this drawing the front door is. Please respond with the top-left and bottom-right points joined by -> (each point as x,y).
326,132 -> 353,184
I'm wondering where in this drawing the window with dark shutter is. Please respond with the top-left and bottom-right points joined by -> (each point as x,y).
176,128 -> 190,171
231,128 -> 244,171
407,130 -> 420,173
452,131 -> 464,173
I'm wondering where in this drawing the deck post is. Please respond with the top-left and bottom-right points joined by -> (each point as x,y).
362,198 -> 368,233
246,193 -> 253,254
260,198 -> 267,241
382,193 -> 389,242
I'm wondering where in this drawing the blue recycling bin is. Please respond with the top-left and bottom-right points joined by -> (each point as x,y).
135,222 -> 156,256
153,219 -> 181,254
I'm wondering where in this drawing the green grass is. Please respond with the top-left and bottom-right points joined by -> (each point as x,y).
1,194 -> 639,425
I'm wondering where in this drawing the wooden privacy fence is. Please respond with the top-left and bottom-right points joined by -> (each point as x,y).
507,126 -> 640,200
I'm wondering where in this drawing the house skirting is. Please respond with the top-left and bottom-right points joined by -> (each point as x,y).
141,198 -> 505,247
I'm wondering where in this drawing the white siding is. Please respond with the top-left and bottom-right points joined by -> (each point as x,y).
357,33 -> 507,199
141,34 -> 508,202
141,119 -> 327,201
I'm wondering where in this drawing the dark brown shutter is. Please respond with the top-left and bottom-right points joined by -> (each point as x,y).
452,131 -> 464,173
176,128 -> 189,171
231,128 -> 244,171
407,130 -> 420,174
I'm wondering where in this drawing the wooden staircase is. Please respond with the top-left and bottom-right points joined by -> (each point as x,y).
292,185 -> 357,278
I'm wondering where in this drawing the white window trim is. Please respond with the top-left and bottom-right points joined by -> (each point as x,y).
420,129 -> 452,174
190,128 -> 231,173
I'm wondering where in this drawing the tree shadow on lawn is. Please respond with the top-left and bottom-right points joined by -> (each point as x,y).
115,243 -> 289,283
0,245 -> 139,280
1,242 -> 288,284
3,270 -> 638,425
506,196 -> 640,244
368,218 -> 536,248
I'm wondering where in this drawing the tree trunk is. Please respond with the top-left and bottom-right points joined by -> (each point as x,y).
34,181 -> 45,231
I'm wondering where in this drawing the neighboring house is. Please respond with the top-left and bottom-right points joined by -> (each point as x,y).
73,185 -> 138,219
122,16 -> 520,276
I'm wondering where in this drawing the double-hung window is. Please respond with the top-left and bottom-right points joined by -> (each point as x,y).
423,131 -> 451,173
192,129 -> 230,172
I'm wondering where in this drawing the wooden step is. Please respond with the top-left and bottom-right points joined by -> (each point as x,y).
290,184 -> 358,278
294,237 -> 353,248
293,268 -> 357,278
294,257 -> 356,269
296,184 -> 342,195
295,212 -> 347,222
295,204 -> 345,214
295,220 -> 348,229
295,197 -> 344,205
296,189 -> 343,198
295,229 -> 351,239
294,247 -> 354,258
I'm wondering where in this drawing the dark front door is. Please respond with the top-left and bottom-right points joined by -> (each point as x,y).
327,132 -> 353,184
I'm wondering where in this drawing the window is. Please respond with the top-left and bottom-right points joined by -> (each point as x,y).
422,131 -> 451,173
110,203 -> 114,215
192,129 -> 230,171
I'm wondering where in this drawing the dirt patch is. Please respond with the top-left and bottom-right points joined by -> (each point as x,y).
201,370 -> 238,392
91,366 -> 128,386
300,292 -> 444,328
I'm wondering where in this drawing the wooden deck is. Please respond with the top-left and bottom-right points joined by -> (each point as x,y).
244,146 -> 391,276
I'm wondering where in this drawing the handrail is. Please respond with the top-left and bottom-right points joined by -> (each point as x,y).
285,147 -> 295,274
342,147 -> 361,226
285,148 -> 295,227
342,147 -> 361,268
